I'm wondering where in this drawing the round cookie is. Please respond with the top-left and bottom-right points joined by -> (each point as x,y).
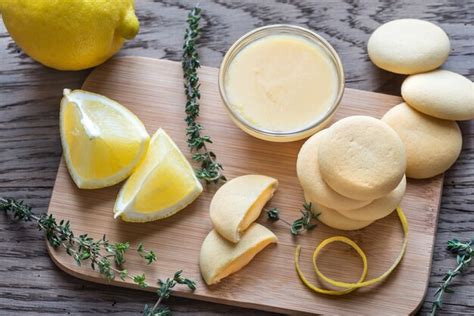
335,176 -> 406,222
318,116 -> 406,200
368,19 -> 450,74
297,129 -> 373,211
304,192 -> 373,231
382,103 -> 462,179
401,70 -> 474,121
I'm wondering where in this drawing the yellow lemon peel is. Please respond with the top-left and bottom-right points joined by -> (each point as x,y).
295,206 -> 408,295
0,0 -> 139,70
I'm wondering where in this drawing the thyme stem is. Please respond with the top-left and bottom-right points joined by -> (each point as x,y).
145,270 -> 196,315
182,6 -> 225,184
0,197 -> 195,315
431,239 -> 472,315
151,296 -> 163,314
265,203 -> 319,236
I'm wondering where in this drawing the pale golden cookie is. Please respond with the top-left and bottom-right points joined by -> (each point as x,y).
210,175 -> 278,243
199,223 -> 277,285
382,103 -> 462,179
304,192 -> 373,231
297,129 -> 372,211
318,116 -> 406,200
368,19 -> 450,74
402,70 -> 474,121
335,176 -> 406,222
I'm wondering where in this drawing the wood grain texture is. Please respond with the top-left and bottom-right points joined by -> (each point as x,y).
0,0 -> 472,315
47,57 -> 441,314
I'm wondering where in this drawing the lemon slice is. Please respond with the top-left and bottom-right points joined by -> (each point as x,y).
114,128 -> 203,222
60,89 -> 149,189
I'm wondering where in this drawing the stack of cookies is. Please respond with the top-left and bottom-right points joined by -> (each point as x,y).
367,19 -> 472,179
297,116 -> 407,231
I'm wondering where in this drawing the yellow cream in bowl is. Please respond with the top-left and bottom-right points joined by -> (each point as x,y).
222,32 -> 341,140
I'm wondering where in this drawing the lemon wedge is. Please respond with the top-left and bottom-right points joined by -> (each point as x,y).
114,128 -> 203,222
60,89 -> 149,189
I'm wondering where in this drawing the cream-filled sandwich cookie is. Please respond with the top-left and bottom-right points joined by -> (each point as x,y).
199,223 -> 277,285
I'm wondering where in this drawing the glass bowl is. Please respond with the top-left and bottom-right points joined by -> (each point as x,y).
218,24 -> 345,142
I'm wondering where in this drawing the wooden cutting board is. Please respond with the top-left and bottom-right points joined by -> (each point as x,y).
47,57 -> 443,315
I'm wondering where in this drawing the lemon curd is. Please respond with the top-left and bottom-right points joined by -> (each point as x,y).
220,26 -> 343,142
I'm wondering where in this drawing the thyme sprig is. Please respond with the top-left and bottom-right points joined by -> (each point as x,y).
144,270 -> 196,316
431,239 -> 472,315
265,202 -> 319,235
0,197 -> 195,315
182,6 -> 225,184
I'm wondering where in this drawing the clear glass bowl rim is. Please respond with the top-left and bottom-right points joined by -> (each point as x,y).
218,24 -> 345,139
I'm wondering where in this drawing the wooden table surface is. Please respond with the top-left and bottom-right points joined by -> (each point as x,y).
0,1 -> 472,315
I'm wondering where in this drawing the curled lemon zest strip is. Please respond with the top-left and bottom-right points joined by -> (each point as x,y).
295,207 -> 408,295
294,237 -> 368,295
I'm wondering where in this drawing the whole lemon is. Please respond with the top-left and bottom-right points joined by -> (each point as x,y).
0,0 -> 139,70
